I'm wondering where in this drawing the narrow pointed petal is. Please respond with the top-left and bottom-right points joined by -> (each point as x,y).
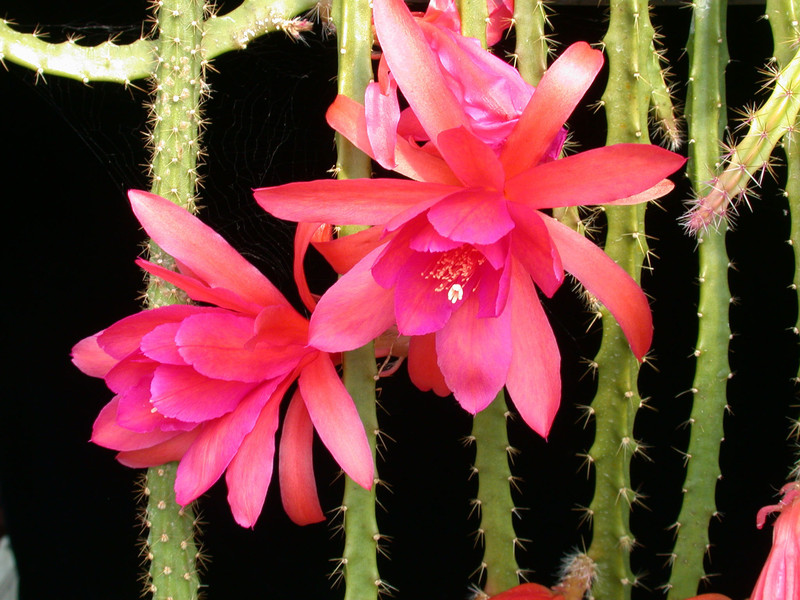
507,203 -> 564,297
72,334 -> 117,377
505,144 -> 686,209
436,127 -> 505,189
254,179 -> 458,225
542,215 -> 653,358
175,313 -> 303,382
129,190 -> 288,309
365,78 -> 401,169
309,248 -> 396,352
298,353 -> 374,490
606,178 -> 675,205
436,293 -> 512,414
149,365 -> 257,422
225,393 -> 284,527
427,189 -> 513,245
279,389 -> 325,525
117,429 -> 200,468
504,263 -> 561,438
294,222 -> 330,311
326,95 -> 460,185
91,398 -> 183,451
408,333 -> 450,397
372,0 -> 468,143
312,226 -> 384,275
501,42 -> 604,177
174,380 -> 278,505
140,323 -> 185,365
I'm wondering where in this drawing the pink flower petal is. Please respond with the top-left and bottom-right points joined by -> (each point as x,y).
435,127 -> 505,189
393,250 -> 460,335
279,389 -> 325,525
149,364 -> 258,422
365,76 -> 401,169
427,189 -> 513,245
71,334 -> 117,377
372,0 -> 469,144
504,262 -> 561,438
298,353 -> 374,490
129,190 -> 288,309
174,379 -> 280,506
254,179 -> 458,225
408,333 -> 450,397
91,397 -> 183,451
501,42 -> 604,178
105,356 -> 156,395
309,247 -> 396,352
507,203 -> 564,297
312,226 -> 384,275
542,215 -> 653,359
175,312 -> 304,383
294,222 -> 330,311
505,144 -> 686,209
225,390 -> 284,528
116,429 -> 200,468
436,292 -> 512,414
140,322 -> 186,365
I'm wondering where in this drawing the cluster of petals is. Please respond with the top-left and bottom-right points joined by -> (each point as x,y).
488,583 -> 733,600
750,481 -> 800,600
71,190 -> 373,528
254,0 -> 685,438
422,0 -> 514,47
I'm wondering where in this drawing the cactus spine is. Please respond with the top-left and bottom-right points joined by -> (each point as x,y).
513,0 -> 551,86
586,0 -> 666,597
666,0 -> 729,596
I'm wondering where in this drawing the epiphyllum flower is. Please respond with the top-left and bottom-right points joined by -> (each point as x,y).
71,190 -> 372,528
254,0 -> 685,437
750,481 -> 800,600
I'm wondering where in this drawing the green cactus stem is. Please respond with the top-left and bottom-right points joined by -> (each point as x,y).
766,0 -> 800,375
458,0 -> 489,46
142,463 -> 202,600
586,0 -> 663,598
330,0 -> 385,597
471,392 -> 520,596
513,0 -> 551,86
646,37 -> 680,151
685,48 -> 800,233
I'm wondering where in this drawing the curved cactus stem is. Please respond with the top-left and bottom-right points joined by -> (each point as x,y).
666,0 -> 729,596
646,37 -> 680,151
586,0 -> 659,597
142,464 -> 202,600
203,0 -> 319,58
471,392 -> 519,596
513,0 -> 552,86
0,19 -> 155,83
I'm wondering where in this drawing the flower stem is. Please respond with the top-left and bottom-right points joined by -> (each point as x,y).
667,0 -> 729,596
472,391 -> 519,596
513,0 -> 551,86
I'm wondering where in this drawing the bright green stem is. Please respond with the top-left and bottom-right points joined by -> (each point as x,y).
588,0 -> 656,597
667,1 -> 729,596
513,0 -> 550,86
766,0 -> 800,378
143,463 -> 201,600
332,0 -> 381,596
472,391 -> 518,595
458,0 -> 488,46
340,343 -> 383,600
0,19 -> 155,83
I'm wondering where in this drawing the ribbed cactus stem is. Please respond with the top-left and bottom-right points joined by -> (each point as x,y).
667,0 -> 729,596
766,0 -> 800,374
331,0 -> 384,597
458,0 -> 489,47
685,48 -> 800,232
646,38 -> 680,150
513,0 -> 551,86
587,0 -> 656,597
143,463 -> 202,600
471,392 -> 519,595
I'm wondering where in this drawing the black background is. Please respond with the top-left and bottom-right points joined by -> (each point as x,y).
1,1 -> 797,599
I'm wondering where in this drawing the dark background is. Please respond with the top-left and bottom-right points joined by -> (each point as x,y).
1,1 -> 797,599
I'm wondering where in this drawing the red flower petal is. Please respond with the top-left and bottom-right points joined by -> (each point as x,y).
436,126 -> 505,189
279,389 -> 325,525
505,262 -> 561,438
71,334 -> 117,377
91,397 -> 183,451
129,190 -> 288,309
116,429 -> 200,468
408,333 -> 450,396
427,189 -> 513,245
542,215 -> 653,359
298,353 -> 374,491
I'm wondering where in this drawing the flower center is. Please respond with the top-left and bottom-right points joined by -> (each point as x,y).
423,246 -> 486,304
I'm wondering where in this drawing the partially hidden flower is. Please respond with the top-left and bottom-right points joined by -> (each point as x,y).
487,583 -> 563,599
750,481 -> 800,600
72,190 -> 373,528
254,0 -> 685,438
